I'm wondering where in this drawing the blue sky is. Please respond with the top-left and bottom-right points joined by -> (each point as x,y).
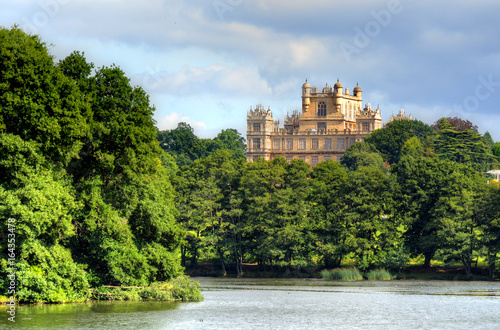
2,0 -> 500,141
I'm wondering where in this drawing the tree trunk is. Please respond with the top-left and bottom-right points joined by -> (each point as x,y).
181,245 -> 186,267
462,256 -> 472,277
219,248 -> 227,275
488,254 -> 496,280
424,253 -> 432,268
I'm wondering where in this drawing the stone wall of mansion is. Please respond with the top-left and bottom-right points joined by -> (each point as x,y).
246,79 -> 382,165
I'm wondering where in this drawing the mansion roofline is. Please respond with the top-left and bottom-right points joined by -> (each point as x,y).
246,79 -> 383,165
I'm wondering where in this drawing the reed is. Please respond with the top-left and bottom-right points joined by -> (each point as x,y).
321,267 -> 363,280
366,268 -> 393,280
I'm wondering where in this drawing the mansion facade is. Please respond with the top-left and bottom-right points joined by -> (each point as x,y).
246,79 -> 382,165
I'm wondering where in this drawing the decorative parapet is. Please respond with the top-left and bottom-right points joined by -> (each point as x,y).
247,105 -> 273,119
358,103 -> 382,119
284,110 -> 301,126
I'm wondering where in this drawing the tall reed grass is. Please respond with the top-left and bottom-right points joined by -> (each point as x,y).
320,267 -> 363,280
365,268 -> 392,280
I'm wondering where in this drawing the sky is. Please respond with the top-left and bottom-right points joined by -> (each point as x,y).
2,0 -> 500,141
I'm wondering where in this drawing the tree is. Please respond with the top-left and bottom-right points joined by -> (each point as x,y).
0,27 -> 90,165
238,157 -> 289,269
432,165 -> 486,276
339,167 -> 397,270
273,159 -> 313,270
393,156 -> 447,267
341,142 -> 384,171
492,143 -> 500,158
364,119 -> 434,164
0,134 -> 90,302
157,122 -> 205,167
475,182 -> 500,278
394,155 -> 486,271
435,126 -> 496,171
432,117 -> 478,132
210,129 -> 246,160
483,131 -> 495,150
309,160 -> 349,268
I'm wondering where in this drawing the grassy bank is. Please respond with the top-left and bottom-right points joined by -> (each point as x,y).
0,276 -> 203,305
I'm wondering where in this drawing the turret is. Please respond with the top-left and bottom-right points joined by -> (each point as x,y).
334,79 -> 343,95
353,83 -> 362,98
302,80 -> 311,112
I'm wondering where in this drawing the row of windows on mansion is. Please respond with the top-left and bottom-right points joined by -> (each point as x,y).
250,136 -> 357,152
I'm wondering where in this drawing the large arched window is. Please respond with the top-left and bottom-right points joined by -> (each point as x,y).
318,102 -> 326,117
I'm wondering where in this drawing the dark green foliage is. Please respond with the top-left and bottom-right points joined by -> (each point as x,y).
373,247 -> 409,273
309,161 -> 348,268
435,126 -> 496,171
211,129 -> 247,160
0,27 -> 90,165
483,131 -> 495,150
0,27 -> 198,302
341,142 -> 384,171
158,123 -> 246,167
339,167 -> 398,270
364,119 -> 434,164
493,143 -> 500,158
475,183 -> 500,278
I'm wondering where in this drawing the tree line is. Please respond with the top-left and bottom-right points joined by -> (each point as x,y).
169,118 -> 500,278
1,26 -> 500,307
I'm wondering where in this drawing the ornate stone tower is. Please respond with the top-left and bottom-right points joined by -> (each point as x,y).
246,105 -> 279,161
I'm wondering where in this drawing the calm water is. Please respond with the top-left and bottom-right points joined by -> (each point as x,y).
1,278 -> 499,329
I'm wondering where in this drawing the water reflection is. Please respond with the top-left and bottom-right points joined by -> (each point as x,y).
1,279 -> 499,329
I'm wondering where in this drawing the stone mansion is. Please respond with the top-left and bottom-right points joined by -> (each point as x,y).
246,79 -> 382,165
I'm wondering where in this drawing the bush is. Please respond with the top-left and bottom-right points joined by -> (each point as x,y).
170,276 -> 203,301
366,268 -> 393,280
374,248 -> 409,273
321,267 -> 363,280
91,276 -> 203,302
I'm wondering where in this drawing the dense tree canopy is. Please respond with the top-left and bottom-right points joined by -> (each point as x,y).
364,119 -> 434,164
168,116 -> 500,278
0,27 -> 189,302
157,124 -> 246,167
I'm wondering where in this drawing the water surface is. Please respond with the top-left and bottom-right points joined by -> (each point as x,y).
1,278 -> 499,329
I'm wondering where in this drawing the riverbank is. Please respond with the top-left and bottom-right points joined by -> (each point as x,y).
185,263 -> 497,281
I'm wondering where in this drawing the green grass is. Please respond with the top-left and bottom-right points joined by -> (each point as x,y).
366,268 -> 393,280
321,267 -> 363,280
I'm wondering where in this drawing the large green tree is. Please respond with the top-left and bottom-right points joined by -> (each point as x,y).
0,27 -> 90,166
339,167 -> 397,270
431,165 -> 486,276
309,160 -> 349,268
434,124 -> 496,171
364,119 -> 434,164
341,142 -> 384,171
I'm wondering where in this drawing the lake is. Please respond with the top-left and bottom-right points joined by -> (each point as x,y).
1,278 -> 499,329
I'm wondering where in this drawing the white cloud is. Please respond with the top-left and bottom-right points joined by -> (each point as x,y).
135,64 -> 272,98
155,112 -> 207,132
